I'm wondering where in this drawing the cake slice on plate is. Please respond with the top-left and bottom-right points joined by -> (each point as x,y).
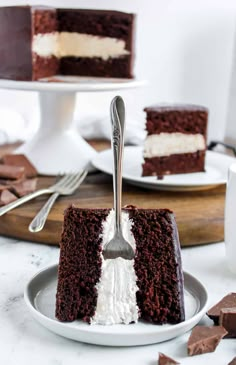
142,104 -> 208,178
55,205 -> 185,325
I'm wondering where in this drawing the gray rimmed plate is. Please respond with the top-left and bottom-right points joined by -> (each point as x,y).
24,264 -> 208,346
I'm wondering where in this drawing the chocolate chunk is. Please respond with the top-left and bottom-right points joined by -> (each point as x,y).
228,357 -> 236,365
0,189 -> 17,206
187,326 -> 228,356
2,154 -> 37,178
0,164 -> 25,180
11,178 -> 37,197
158,352 -> 180,365
0,184 -> 8,191
207,293 -> 236,324
219,308 -> 236,338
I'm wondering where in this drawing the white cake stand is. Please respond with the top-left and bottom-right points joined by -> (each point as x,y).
0,76 -> 145,175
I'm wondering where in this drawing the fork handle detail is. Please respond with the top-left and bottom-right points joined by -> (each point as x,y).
0,188 -> 51,216
111,96 -> 125,234
29,192 -> 60,232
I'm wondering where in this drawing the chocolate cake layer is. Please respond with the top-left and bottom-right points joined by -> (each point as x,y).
32,6 -> 58,34
145,105 -> 208,136
142,151 -> 205,177
57,9 -> 134,43
56,207 -> 109,322
130,208 -> 185,324
33,55 -> 59,81
60,56 -> 132,78
56,206 -> 185,324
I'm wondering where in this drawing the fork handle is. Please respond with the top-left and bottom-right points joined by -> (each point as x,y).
28,192 -> 60,232
0,188 -> 51,216
111,96 -> 125,234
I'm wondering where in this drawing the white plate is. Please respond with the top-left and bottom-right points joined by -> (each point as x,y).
24,264 -> 208,347
92,146 -> 235,191
0,76 -> 146,92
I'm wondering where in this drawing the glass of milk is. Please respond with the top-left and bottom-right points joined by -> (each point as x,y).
225,163 -> 236,274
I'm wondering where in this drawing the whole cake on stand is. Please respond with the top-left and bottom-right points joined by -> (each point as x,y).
0,6 -> 143,175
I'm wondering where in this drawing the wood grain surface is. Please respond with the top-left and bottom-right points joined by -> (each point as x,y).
0,141 -> 225,247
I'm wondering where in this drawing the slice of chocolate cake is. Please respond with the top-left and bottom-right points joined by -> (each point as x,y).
142,104 -> 208,177
56,206 -> 185,325
0,6 -> 135,80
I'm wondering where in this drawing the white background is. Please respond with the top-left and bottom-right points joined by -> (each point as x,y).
1,0 -> 236,143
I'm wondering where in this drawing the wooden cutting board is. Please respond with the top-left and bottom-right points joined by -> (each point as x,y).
0,171 -> 225,247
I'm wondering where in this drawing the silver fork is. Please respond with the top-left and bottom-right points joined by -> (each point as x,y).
29,170 -> 87,232
0,170 -> 87,217
102,96 -> 135,260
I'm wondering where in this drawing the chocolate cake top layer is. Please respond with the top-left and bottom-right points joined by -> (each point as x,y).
57,9 -> 135,44
207,292 -> 236,324
32,6 -> 58,34
158,352 -> 180,365
144,104 -> 208,113
187,325 -> 228,356
144,104 -> 208,136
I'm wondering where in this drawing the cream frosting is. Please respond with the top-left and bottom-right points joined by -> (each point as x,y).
144,132 -> 205,158
32,32 -> 130,61
91,210 -> 139,325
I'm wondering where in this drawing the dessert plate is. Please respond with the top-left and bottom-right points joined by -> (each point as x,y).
24,264 -> 208,347
92,146 -> 235,191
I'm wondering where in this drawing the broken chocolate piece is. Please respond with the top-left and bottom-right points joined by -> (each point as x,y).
158,352 -> 180,365
11,178 -> 37,197
0,189 -> 17,206
207,293 -> 236,324
2,154 -> 37,178
187,326 -> 227,356
228,357 -> 236,365
219,308 -> 236,338
0,164 -> 25,180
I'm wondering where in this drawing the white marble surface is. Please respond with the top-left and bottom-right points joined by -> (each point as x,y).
0,236 -> 236,365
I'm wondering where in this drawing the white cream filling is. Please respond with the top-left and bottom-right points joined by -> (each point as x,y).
32,32 -> 130,61
91,210 -> 139,325
144,132 -> 205,158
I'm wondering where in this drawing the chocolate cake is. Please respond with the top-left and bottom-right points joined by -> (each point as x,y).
142,104 -> 208,177
56,206 -> 185,325
0,6 -> 135,80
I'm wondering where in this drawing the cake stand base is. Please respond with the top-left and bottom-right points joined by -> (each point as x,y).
0,77 -> 145,175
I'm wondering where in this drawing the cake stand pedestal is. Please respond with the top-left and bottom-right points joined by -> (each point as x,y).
0,77 -> 144,175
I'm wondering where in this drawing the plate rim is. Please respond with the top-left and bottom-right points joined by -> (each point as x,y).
24,264 -> 209,345
92,146 -> 234,189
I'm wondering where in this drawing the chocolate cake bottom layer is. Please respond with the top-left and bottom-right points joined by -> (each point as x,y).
60,56 -> 133,78
33,55 -> 59,80
142,151 -> 205,177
